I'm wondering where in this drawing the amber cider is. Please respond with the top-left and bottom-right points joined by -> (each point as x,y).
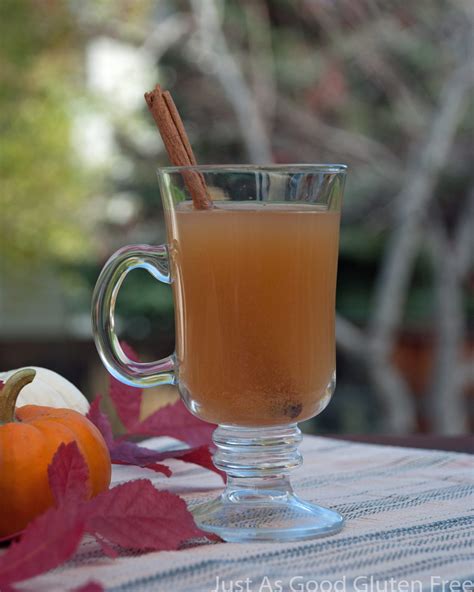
169,201 -> 340,426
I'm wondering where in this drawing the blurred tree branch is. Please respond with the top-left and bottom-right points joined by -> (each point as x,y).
453,187 -> 474,277
276,95 -> 402,175
428,216 -> 466,434
188,0 -> 273,163
79,9 -> 192,55
335,315 -> 368,361
367,58 -> 473,432
427,186 -> 473,433
303,4 -> 430,130
242,0 -> 277,135
140,13 -> 193,60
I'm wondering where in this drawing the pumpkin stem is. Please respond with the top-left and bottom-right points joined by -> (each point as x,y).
0,369 -> 36,425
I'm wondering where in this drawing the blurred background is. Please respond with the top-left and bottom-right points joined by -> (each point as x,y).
1,0 -> 473,436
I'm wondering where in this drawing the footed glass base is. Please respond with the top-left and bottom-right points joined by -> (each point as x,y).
193,424 -> 344,542
193,485 -> 344,542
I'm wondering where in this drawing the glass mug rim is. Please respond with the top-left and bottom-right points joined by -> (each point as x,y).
156,163 -> 348,175
93,166 -> 345,390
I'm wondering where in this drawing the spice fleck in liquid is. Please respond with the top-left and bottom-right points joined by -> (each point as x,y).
169,202 -> 340,426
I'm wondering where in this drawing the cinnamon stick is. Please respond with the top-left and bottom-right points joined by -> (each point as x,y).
144,84 -> 212,210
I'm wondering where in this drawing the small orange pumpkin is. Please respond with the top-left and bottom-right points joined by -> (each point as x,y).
0,369 -> 111,537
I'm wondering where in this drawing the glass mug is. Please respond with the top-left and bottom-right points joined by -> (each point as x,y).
92,165 -> 347,542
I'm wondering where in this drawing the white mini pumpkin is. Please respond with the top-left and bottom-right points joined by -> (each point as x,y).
0,367 -> 90,415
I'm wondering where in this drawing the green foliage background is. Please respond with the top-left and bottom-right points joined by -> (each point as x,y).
1,0 -> 91,266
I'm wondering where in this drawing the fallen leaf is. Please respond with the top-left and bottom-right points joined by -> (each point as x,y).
86,404 -> 172,476
91,533 -> 119,559
108,342 -> 142,430
104,343 -> 215,448
71,581 -> 105,592
48,442 -> 90,506
142,462 -> 173,477
110,439 -> 221,478
87,345 -> 220,478
86,396 -> 114,447
111,459 -> 171,478
171,446 -> 225,480
109,440 -> 168,465
0,530 -> 23,544
85,479 -> 205,551
0,504 -> 86,586
129,399 -> 215,447
86,403 -> 220,478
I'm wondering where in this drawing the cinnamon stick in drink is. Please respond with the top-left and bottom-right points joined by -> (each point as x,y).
144,84 -> 212,210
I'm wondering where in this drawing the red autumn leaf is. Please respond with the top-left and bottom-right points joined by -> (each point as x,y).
107,460 -> 171,478
0,530 -> 23,544
139,445 -> 223,479
0,476 -> 214,586
130,399 -> 215,447
87,398 -> 172,476
48,442 -> 90,506
102,342 -> 215,449
85,479 -> 205,550
88,351 -> 218,477
111,441 -> 221,478
172,446 -> 225,480
111,452 -> 171,477
72,582 -> 105,592
86,396 -> 114,446
91,533 -> 119,559
86,400 -> 219,478
110,438 -> 221,478
0,503 -> 86,586
109,439 -> 167,465
143,462 -> 173,476
86,402 -> 165,470
108,342 -> 142,430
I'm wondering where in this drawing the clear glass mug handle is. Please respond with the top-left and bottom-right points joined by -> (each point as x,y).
91,244 -> 175,388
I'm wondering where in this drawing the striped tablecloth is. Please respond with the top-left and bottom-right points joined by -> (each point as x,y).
21,436 -> 474,592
